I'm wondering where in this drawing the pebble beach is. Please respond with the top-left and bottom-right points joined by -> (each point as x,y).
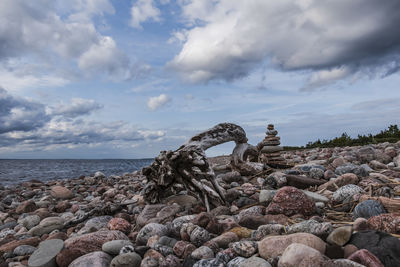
1,142 -> 400,267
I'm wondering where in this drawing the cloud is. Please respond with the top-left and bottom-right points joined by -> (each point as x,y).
0,88 -> 166,153
0,87 -> 50,134
50,98 -> 103,118
0,0 -> 136,81
130,0 -> 161,29
169,0 -> 400,86
351,98 -> 400,111
147,94 -> 171,110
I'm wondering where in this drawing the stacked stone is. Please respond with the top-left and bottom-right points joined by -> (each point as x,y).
258,124 -> 286,165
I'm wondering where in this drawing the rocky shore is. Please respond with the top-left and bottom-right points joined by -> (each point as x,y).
1,142 -> 400,267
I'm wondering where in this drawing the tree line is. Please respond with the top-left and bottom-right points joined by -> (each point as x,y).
283,124 -> 400,150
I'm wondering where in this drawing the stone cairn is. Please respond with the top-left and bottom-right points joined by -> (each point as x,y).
257,124 -> 286,166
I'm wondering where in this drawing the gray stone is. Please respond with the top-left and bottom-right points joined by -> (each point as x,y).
239,256 -> 271,267
259,190 -> 276,203
28,239 -> 64,267
191,246 -> 214,260
102,240 -> 133,255
231,241 -> 258,258
335,163 -> 368,177
190,226 -> 211,247
157,236 -> 178,248
227,257 -> 246,267
18,215 -> 41,230
28,217 -> 64,236
309,167 -> 325,179
136,223 -> 168,245
287,220 -> 333,238
332,184 -> 365,204
251,224 -> 285,241
110,252 -> 142,267
353,200 -> 387,219
301,190 -> 329,203
77,216 -> 112,234
69,251 -> 112,267
13,245 -> 36,256
260,146 -> 283,153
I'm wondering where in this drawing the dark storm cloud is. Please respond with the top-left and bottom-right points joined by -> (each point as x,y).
0,87 -> 50,134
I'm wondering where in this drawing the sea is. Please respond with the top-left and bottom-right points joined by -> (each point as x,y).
0,159 -> 154,186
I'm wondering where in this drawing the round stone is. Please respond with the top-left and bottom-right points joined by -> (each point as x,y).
110,252 -> 142,267
28,239 -> 64,267
102,240 -> 134,255
231,241 -> 258,258
13,245 -> 36,256
69,251 -> 112,267
353,200 -> 386,219
332,184 -> 365,204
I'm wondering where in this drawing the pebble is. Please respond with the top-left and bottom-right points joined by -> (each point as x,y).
326,226 -> 352,246
13,245 -> 36,256
102,240 -> 134,255
231,241 -> 258,257
353,200 -> 386,219
239,256 -> 271,267
287,220 -> 333,238
278,243 -> 327,267
266,186 -> 315,216
17,214 -> 41,230
258,232 -> 326,259
69,251 -> 112,267
110,252 -> 142,267
50,186 -> 74,199
28,239 -> 64,267
191,246 -> 214,260
331,184 -> 365,204
136,223 -> 168,245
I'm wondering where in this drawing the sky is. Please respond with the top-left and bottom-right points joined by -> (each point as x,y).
1,0 -> 400,159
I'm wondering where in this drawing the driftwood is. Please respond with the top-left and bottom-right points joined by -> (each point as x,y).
142,123 -> 262,210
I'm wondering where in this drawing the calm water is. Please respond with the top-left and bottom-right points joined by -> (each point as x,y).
0,159 -> 154,185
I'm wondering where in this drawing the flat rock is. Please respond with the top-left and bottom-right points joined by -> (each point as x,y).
28,239 -> 64,267
28,217 -> 64,236
258,233 -> 326,259
69,251 -> 112,267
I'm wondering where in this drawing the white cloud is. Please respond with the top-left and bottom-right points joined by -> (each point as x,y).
78,36 -> 130,78
302,66 -> 353,91
147,94 -> 171,110
169,0 -> 400,86
50,98 -> 103,118
130,0 -> 161,29
0,0 -> 135,81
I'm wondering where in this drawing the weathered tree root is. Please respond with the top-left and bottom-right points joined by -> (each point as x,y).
142,123 -> 263,210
